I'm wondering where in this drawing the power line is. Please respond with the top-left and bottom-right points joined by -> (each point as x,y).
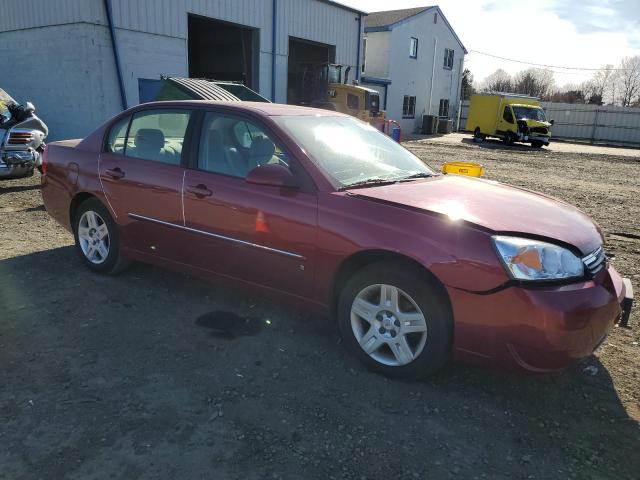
468,50 -> 630,71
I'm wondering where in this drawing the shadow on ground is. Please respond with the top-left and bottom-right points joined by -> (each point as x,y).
1,247 -> 638,479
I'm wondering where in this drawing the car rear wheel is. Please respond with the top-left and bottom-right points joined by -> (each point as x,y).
74,198 -> 129,274
531,140 -> 544,148
337,261 -> 452,378
473,127 -> 485,143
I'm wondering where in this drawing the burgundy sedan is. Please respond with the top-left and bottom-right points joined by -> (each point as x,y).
41,101 -> 632,377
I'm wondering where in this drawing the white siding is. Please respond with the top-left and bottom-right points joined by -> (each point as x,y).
365,8 -> 465,134
362,32 -> 390,78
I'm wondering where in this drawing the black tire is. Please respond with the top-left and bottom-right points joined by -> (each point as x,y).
337,261 -> 453,378
473,127 -> 485,143
503,132 -> 515,146
531,140 -> 544,149
73,198 -> 130,274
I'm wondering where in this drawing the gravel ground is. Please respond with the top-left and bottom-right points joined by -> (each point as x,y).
1,139 -> 639,479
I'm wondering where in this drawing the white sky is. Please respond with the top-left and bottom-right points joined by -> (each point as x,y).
339,0 -> 640,88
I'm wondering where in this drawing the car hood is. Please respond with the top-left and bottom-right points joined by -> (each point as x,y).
346,175 -> 602,255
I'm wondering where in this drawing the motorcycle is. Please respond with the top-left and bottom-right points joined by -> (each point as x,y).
0,88 -> 48,180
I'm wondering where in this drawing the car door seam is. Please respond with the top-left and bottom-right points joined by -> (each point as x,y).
181,169 -> 186,226
98,152 -> 118,220
127,212 -> 305,260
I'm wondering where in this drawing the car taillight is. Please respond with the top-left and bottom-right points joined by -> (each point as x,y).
41,145 -> 49,174
7,132 -> 34,145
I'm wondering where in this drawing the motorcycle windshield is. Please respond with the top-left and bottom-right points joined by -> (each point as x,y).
0,88 -> 17,114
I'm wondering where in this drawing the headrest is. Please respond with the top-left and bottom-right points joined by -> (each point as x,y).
135,128 -> 164,152
250,136 -> 275,157
208,130 -> 223,149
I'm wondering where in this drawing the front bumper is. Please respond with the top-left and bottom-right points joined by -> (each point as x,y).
0,149 -> 37,179
519,133 -> 550,145
449,265 -> 632,372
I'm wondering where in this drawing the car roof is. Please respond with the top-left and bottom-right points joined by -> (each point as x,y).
138,100 -> 350,118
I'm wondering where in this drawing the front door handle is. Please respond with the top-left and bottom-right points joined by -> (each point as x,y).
187,184 -> 213,198
104,167 -> 125,180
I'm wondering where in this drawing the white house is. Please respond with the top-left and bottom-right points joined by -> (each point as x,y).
361,6 -> 467,134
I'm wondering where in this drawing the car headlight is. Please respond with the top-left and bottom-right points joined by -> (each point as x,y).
492,235 -> 584,281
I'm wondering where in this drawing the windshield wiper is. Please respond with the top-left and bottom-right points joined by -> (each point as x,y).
339,178 -> 399,190
396,172 -> 435,182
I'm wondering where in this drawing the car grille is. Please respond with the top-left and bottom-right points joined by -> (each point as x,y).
582,246 -> 606,276
531,127 -> 548,135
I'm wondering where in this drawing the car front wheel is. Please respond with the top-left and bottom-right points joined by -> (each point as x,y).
337,261 -> 453,378
74,198 -> 129,274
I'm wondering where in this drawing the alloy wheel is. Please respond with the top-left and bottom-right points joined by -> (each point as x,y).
77,210 -> 110,264
350,284 -> 428,367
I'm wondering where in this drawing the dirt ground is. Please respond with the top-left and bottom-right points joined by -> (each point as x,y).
1,139 -> 639,480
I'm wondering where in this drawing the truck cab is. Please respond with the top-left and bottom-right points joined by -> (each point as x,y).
466,93 -> 554,148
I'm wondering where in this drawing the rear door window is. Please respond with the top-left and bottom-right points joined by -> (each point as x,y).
125,109 -> 191,165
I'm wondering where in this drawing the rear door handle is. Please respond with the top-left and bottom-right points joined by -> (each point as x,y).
104,167 -> 125,180
187,184 -> 213,198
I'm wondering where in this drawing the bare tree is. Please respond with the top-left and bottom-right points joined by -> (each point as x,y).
514,68 -> 555,98
587,64 -> 614,104
480,69 -> 513,93
616,56 -> 640,107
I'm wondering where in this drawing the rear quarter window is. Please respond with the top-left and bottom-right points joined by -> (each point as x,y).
105,116 -> 130,154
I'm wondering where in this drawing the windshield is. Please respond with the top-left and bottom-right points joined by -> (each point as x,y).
512,106 -> 546,122
0,88 -> 16,116
273,116 -> 435,189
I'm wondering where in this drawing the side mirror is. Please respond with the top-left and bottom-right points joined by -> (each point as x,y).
549,119 -> 555,126
24,102 -> 35,114
246,163 -> 298,188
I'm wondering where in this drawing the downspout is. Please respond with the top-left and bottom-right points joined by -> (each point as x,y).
427,36 -> 437,116
455,56 -> 464,130
271,0 -> 278,102
103,0 -> 127,110
384,84 -> 388,110
356,13 -> 362,81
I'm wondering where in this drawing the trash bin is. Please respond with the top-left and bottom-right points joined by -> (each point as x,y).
421,115 -> 439,134
437,119 -> 453,134
391,126 -> 401,142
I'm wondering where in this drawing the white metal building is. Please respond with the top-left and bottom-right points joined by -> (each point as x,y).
361,6 -> 466,134
0,0 -> 365,140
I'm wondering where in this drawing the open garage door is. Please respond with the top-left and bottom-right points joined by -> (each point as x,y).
188,15 -> 258,90
287,37 -> 335,105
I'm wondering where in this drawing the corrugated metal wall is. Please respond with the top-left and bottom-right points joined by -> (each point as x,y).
0,0 -> 360,59
0,0 -> 106,31
459,100 -> 640,146
1,0 -> 362,104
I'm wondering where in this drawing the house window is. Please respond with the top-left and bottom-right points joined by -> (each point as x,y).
444,48 -> 454,69
410,37 -> 418,59
361,38 -> 367,73
438,99 -> 449,118
402,95 -> 416,118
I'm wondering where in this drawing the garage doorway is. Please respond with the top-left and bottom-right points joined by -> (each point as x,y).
287,37 -> 336,105
188,15 -> 258,89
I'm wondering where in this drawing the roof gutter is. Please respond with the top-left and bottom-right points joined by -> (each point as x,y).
103,0 -> 127,110
271,0 -> 278,102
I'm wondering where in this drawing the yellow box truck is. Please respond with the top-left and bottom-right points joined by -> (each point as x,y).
465,93 -> 553,148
